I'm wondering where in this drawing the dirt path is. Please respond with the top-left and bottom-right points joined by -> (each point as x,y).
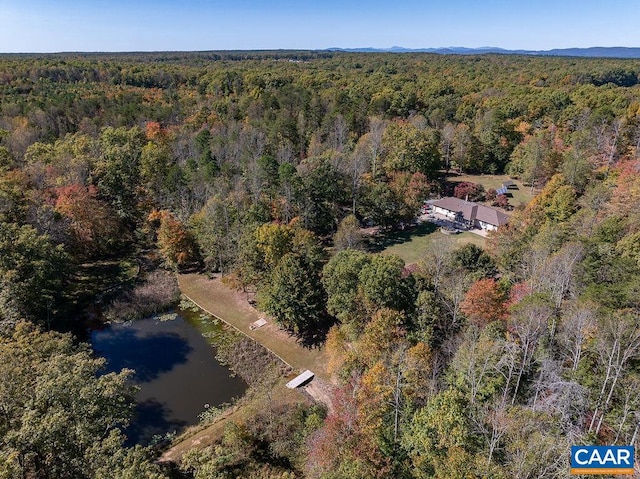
159,273 -> 334,464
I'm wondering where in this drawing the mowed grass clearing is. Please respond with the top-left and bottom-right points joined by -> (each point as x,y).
447,173 -> 534,208
177,273 -> 329,378
369,221 -> 487,265
163,273 -> 332,463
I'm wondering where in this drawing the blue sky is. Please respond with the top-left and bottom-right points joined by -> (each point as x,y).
0,0 -> 638,52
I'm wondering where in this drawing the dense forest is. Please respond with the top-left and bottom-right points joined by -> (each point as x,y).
1,51 -> 640,478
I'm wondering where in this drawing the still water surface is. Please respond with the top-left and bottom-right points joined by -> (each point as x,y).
91,310 -> 247,444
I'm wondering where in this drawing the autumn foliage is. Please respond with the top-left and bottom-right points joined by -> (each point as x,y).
306,380 -> 390,479
148,209 -> 198,270
492,194 -> 509,209
460,278 -> 506,327
54,184 -> 119,256
324,325 -> 351,377
6,52 -> 640,478
453,181 -> 485,201
608,159 -> 640,218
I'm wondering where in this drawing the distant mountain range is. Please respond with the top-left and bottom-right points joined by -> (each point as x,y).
326,46 -> 640,58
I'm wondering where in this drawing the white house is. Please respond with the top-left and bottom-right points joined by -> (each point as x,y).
431,197 -> 509,231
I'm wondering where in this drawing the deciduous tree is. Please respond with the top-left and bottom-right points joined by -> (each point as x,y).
149,209 -> 199,270
403,389 -> 477,479
382,121 -> 441,178
358,254 -> 415,314
461,278 -> 506,328
333,214 -> 364,251
507,294 -> 553,404
54,184 -> 120,257
589,312 -> 640,436
0,223 -> 68,326
190,194 -> 242,274
93,126 -> 146,225
322,249 -> 371,329
452,243 -> 496,279
0,323 -> 166,479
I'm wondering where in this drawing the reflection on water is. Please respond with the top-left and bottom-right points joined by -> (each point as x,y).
92,327 -> 192,382
126,398 -> 187,445
91,312 -> 247,444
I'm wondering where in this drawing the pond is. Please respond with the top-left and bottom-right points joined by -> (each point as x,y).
91,309 -> 247,445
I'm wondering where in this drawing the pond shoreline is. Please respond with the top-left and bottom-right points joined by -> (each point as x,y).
91,309 -> 247,446
158,273 -> 334,463
177,273 -> 329,377
179,289 -> 294,370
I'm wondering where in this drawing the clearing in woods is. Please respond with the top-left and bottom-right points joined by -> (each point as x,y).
159,273 -> 332,463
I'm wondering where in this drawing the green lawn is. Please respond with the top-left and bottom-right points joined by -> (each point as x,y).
177,273 -> 329,377
164,273 -> 330,463
369,221 -> 487,265
448,173 -> 534,208
369,173 -> 528,266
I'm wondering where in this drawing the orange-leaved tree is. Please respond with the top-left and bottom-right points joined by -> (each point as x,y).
148,209 -> 198,270
54,184 -> 120,257
460,278 -> 506,328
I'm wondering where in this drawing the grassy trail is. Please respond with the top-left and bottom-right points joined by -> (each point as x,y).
159,273 -> 332,464
177,273 -> 328,378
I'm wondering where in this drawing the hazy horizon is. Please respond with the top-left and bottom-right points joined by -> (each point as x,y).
1,0 -> 639,54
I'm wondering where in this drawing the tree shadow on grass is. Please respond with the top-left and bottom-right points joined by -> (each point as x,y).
367,221 -> 438,253
298,321 -> 333,349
